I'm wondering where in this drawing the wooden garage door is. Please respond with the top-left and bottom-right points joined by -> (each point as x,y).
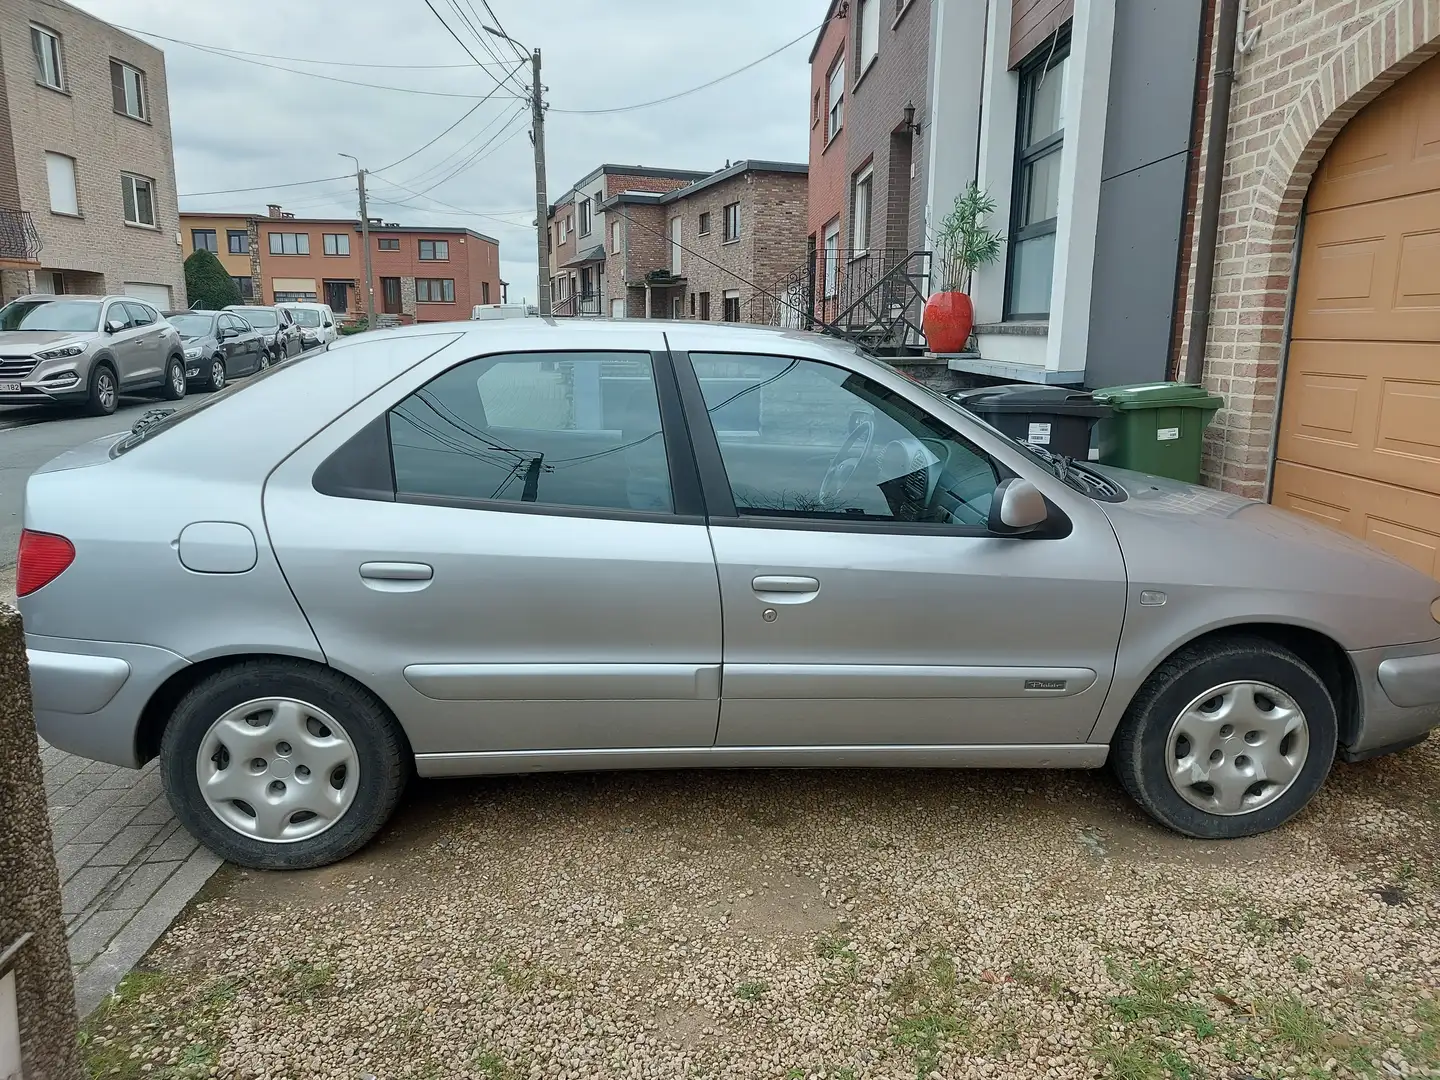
1273,55 -> 1440,577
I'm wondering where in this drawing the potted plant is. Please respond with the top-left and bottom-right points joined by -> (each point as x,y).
923,183 -> 1005,354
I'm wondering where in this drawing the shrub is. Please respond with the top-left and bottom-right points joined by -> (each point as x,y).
184,249 -> 241,310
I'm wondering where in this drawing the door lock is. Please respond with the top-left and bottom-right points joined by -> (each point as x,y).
762,608 -> 778,623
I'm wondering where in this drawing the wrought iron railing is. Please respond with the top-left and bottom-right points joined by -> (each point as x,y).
0,209 -> 41,263
552,292 -> 602,317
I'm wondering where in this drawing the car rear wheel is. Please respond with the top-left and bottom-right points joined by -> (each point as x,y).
208,358 -> 226,392
84,363 -> 117,416
161,356 -> 187,401
1110,636 -> 1337,838
160,660 -> 408,869
258,350 -> 271,370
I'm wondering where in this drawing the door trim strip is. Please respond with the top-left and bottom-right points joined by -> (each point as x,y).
723,664 -> 1097,699
403,663 -> 721,701
414,743 -> 1109,777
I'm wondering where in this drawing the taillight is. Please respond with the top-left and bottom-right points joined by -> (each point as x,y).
17,529 -> 75,597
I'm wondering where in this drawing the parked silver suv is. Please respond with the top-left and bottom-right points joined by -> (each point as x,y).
0,295 -> 186,415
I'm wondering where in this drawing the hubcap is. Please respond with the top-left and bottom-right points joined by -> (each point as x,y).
212,361 -> 225,388
195,697 -> 359,843
98,372 -> 115,407
1165,680 -> 1309,816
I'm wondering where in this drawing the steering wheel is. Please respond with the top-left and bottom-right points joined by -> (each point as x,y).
818,416 -> 875,505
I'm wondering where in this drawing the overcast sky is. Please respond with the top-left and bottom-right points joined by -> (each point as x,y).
69,0 -> 819,303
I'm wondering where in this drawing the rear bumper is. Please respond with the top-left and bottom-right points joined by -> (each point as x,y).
25,633 -> 189,769
1347,640 -> 1440,756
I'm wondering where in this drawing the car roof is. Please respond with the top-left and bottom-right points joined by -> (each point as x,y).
9,294 -> 135,304
163,309 -> 215,317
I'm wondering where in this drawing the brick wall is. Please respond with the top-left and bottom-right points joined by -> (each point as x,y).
846,0 -> 931,256
2,1 -> 185,304
809,10 -> 849,250
607,201 -> 669,317
1174,0 -> 1440,496
605,172 -> 700,197
0,35 -> 19,210
1011,0 -> 1076,67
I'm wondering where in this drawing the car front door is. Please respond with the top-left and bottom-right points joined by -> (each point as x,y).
100,301 -> 139,384
262,333 -> 723,770
120,302 -> 165,386
672,347 -> 1128,751
219,315 -> 250,372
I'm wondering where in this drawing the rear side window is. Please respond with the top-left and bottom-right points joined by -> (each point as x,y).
123,302 -> 155,326
388,351 -> 674,514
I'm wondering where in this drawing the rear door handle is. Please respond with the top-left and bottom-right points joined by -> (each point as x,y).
752,575 -> 820,604
360,561 -> 433,581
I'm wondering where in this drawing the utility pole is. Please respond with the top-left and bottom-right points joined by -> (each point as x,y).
530,48 -> 550,316
340,153 -> 377,329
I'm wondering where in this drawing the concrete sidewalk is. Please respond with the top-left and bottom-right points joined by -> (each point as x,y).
5,573 -> 221,1016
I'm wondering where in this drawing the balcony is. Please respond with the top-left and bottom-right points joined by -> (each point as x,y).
0,209 -> 41,268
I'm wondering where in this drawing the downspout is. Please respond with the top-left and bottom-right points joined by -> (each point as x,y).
1182,0 -> 1243,384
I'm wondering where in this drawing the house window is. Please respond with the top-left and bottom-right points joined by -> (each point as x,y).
45,153 -> 78,216
857,0 -> 880,72
110,60 -> 147,120
722,202 -> 740,243
482,281 -> 490,304
323,233 -> 351,256
699,291 -> 710,320
1007,35 -> 1069,319
690,293 -> 696,316
192,229 -> 218,254
557,216 -> 567,244
827,56 -> 845,141
812,89 -> 821,127
231,276 -> 254,300
31,25 -> 63,90
416,278 -> 455,303
227,229 -> 248,254
419,239 -> 449,261
723,290 -> 740,322
578,198 -> 592,236
268,232 -> 310,255
851,167 -> 872,254
822,219 -> 841,298
120,174 -> 155,227
378,236 -> 400,250
610,220 -> 621,254
547,226 -> 554,252
698,211 -> 711,236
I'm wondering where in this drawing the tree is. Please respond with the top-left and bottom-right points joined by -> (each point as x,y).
184,248 -> 242,310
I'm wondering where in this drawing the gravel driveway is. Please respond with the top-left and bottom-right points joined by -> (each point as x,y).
81,740 -> 1438,1080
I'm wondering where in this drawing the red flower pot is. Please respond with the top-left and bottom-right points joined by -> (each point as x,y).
923,291 -> 974,354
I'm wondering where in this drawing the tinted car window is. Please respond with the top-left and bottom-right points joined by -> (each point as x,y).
0,299 -> 102,332
123,302 -> 156,326
690,353 -> 997,526
389,351 -> 673,514
240,309 -> 278,328
168,314 -> 214,337
103,304 -> 133,330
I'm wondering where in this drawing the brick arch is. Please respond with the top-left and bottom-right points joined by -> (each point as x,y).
1196,0 -> 1440,496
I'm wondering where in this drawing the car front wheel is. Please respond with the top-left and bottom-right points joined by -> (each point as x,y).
1110,636 -> 1337,838
84,363 -> 118,416
160,660 -> 408,869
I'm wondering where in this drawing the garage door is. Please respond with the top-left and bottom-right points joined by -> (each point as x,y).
122,282 -> 172,309
1272,55 -> 1440,578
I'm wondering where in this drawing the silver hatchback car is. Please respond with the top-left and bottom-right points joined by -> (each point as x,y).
19,322 -> 1440,869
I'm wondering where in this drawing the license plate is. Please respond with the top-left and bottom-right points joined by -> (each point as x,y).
0,382 -> 21,393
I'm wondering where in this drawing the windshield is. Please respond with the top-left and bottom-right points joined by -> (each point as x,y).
0,299 -> 102,333
239,309 -> 278,328
288,309 -> 322,327
167,314 -> 214,337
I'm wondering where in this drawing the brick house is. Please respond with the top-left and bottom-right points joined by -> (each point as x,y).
546,165 -> 706,315
598,160 -> 808,323
0,0 -> 184,307
1172,0 -> 1440,576
180,206 -> 500,322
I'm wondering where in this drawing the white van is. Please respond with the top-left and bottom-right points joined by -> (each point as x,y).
277,302 -> 338,348
471,304 -> 533,321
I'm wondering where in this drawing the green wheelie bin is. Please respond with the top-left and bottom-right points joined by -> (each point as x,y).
1091,383 -> 1223,484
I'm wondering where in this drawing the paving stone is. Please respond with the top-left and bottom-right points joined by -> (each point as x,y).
52,784 -> 125,834
115,770 -> 164,806
131,794 -> 175,827
55,842 -> 102,883
49,817 -> 89,848
88,822 -> 168,867
67,802 -> 141,847
102,860 -> 177,912
100,766 -> 140,789
67,909 -> 132,966
62,866 -> 116,916
146,827 -> 199,864
43,753 -> 88,793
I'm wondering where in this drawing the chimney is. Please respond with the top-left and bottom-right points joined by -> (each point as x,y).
281,212 -> 294,219
267,203 -> 282,218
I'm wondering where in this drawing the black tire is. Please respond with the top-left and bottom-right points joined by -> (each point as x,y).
1110,635 -> 1337,838
258,349 -> 271,370
160,660 -> 408,869
207,357 -> 227,392
84,362 -> 118,416
161,356 -> 187,401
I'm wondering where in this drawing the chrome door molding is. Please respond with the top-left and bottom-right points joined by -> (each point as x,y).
403,663 -> 721,701
414,743 -> 1111,777
724,664 -> 1097,698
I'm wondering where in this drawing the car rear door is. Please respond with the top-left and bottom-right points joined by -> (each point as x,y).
262,330 -> 723,772
667,339 -> 1128,751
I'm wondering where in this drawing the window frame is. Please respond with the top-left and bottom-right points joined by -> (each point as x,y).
610,219 -> 621,254
110,59 -> 147,121
32,25 -> 64,90
856,0 -> 880,77
192,228 -> 218,254
826,55 -> 845,142
698,211 -> 711,237
322,232 -> 351,256
120,173 -> 155,227
227,229 -> 248,254
418,239 -> 449,261
229,278 -> 254,301
45,151 -> 79,216
722,202 -> 740,244
1005,28 -> 1071,321
851,166 -> 873,256
415,278 -> 456,303
268,232 -> 310,256
578,197 -> 592,236
670,350 -> 1023,537
378,236 -> 400,251
722,290 -> 741,322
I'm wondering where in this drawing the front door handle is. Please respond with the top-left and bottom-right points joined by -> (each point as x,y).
752,575 -> 820,604
360,561 -> 433,581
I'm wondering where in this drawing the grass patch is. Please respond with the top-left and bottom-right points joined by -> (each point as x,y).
1238,905 -> 1279,939
79,968 -> 232,1080
735,980 -> 768,1002
1263,994 -> 1329,1053
814,931 -> 860,984
887,950 -> 973,1078
489,958 -> 540,994
894,1010 -> 970,1078
1108,963 -> 1214,1038
473,1050 -> 518,1079
1093,1035 -> 1165,1080
276,958 -> 333,1003
1291,954 -> 1313,973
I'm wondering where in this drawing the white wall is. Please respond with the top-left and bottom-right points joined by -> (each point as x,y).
924,0 -> 991,255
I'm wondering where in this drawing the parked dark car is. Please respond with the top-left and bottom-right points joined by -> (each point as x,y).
163,310 -> 267,391
224,305 -> 301,364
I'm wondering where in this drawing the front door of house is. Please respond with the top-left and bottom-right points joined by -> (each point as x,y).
325,280 -> 349,314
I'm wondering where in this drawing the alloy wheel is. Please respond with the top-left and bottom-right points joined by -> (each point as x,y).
171,363 -> 185,396
211,360 -> 225,390
98,370 -> 116,409
1165,680 -> 1309,816
195,697 -> 359,843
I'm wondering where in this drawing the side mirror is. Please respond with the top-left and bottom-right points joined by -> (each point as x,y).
987,478 -> 1048,536
218,327 -> 235,340
105,318 -> 126,334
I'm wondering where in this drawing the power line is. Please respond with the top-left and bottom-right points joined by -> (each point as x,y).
374,73 -> 524,174
109,28 -> 519,69
396,108 -> 530,196
549,22 -> 821,115
381,100 -> 522,188
179,174 -> 352,198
